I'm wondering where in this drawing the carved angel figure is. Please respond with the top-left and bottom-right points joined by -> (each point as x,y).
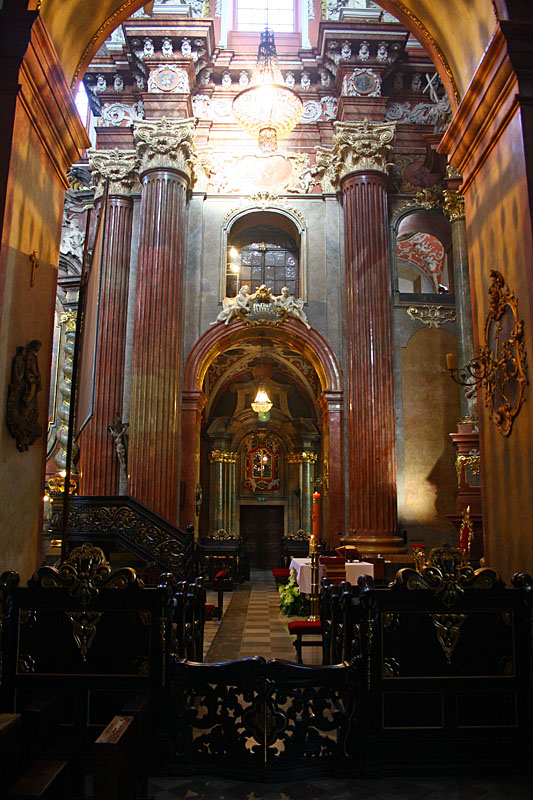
274,287 -> 311,328
212,285 -> 250,326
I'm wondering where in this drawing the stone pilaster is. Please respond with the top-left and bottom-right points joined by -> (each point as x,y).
334,120 -> 404,554
78,150 -> 137,496
128,118 -> 196,521
444,170 -> 475,421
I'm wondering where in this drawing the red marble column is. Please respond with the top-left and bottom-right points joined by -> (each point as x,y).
179,388 -> 206,532
337,122 -> 404,553
78,161 -> 135,495
128,118 -> 196,522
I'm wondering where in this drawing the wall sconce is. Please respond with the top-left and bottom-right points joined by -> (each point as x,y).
446,270 -> 528,436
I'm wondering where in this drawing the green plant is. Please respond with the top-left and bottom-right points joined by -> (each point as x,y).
278,576 -> 309,616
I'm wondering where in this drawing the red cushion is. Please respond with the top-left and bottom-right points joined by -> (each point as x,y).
205,604 -> 216,613
288,620 -> 322,634
214,570 -> 227,580
272,568 -> 290,577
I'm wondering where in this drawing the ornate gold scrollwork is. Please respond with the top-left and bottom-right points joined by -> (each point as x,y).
395,543 -> 501,608
430,613 -> 467,664
17,654 -> 36,674
482,271 -> 528,436
285,529 -> 310,541
36,543 -> 137,606
211,529 -> 234,540
208,450 -> 238,463
383,657 -> 400,677
456,452 -> 481,487
66,611 -> 102,661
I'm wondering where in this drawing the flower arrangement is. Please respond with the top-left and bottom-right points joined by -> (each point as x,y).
278,575 -> 309,616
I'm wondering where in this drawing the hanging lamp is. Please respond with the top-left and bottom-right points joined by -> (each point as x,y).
232,28 -> 303,153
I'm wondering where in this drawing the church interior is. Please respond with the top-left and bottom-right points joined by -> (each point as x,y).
1,0 -> 533,796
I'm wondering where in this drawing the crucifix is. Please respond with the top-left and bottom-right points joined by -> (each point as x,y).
29,250 -> 39,287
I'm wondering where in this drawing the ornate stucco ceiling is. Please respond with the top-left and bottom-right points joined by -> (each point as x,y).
40,0 -> 502,102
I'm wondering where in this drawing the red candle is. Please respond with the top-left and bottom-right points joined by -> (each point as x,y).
312,491 -> 320,541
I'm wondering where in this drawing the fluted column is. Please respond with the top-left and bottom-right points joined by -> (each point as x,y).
78,150 -> 137,495
287,452 -> 317,535
208,449 -> 238,535
128,119 -> 196,521
335,121 -> 404,553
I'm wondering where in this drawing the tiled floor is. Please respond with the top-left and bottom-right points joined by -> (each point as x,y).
148,772 -> 533,799
204,570 -> 322,663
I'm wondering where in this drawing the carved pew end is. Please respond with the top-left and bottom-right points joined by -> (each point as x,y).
7,759 -> 68,799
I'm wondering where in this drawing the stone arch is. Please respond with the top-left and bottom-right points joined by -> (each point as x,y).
180,319 -> 344,540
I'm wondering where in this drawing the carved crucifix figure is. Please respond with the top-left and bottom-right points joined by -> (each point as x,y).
29,250 -> 39,287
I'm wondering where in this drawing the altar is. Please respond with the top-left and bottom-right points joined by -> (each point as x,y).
289,557 -> 375,593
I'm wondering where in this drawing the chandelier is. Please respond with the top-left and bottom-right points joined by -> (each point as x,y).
232,28 -> 303,153
251,382 -> 273,415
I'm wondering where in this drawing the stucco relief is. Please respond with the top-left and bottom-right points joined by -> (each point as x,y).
204,152 -> 314,194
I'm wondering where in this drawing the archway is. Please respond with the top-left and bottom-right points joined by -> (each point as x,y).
180,318 -> 344,547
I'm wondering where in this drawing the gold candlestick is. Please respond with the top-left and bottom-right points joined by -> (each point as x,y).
308,532 -> 320,621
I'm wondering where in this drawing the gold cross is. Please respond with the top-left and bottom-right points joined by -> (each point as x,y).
29,250 -> 39,287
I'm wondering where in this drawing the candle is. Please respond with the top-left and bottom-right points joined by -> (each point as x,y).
446,352 -> 456,371
312,491 -> 320,542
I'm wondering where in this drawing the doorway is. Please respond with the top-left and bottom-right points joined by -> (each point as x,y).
240,505 -> 284,570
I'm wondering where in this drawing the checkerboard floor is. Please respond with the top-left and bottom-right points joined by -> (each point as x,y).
204,571 -> 322,664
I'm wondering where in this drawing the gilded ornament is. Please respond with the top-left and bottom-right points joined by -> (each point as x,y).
35,543 -> 137,606
209,449 -> 238,463
66,610 -> 102,661
430,613 -> 467,664
443,189 -> 465,221
287,452 -> 318,463
455,452 -> 481,488
394,543 -> 501,608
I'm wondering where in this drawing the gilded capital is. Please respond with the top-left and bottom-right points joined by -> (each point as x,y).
60,310 -> 77,332
209,449 -> 238,463
443,189 -> 465,221
88,149 -> 139,197
333,119 -> 396,179
133,117 -> 197,182
287,452 -> 318,464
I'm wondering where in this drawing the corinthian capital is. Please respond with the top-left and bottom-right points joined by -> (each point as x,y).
88,149 -> 139,197
133,117 -> 197,182
333,119 -> 396,179
443,189 -> 465,221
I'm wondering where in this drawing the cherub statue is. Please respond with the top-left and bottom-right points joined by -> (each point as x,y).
212,285 -> 250,326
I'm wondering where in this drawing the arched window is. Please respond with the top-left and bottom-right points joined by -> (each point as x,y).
226,226 -> 298,298
236,0 -> 295,33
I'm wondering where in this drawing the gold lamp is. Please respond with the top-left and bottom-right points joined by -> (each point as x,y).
232,28 -> 303,153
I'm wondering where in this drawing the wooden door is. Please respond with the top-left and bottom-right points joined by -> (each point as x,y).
240,505 -> 284,569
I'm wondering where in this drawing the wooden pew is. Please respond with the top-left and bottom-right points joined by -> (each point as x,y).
93,716 -> 136,800
7,759 -> 68,799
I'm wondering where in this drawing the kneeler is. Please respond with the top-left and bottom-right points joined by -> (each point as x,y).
287,619 -> 322,664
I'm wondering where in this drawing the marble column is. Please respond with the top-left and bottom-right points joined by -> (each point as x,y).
208,449 -> 238,535
444,172 -> 475,420
78,150 -> 137,495
334,120 -> 405,554
318,390 -> 344,546
128,119 -> 196,522
287,452 -> 317,536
